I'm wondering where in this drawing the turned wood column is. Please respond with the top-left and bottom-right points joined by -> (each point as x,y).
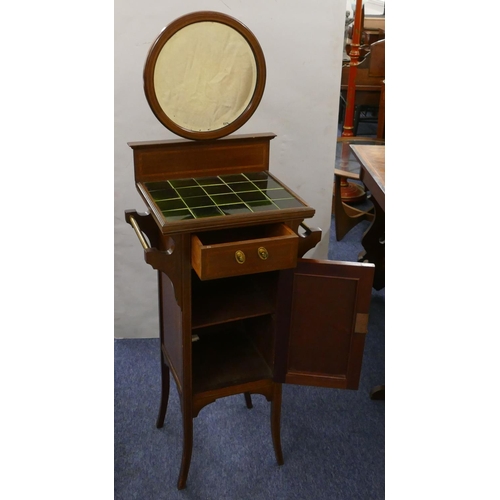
342,0 -> 363,137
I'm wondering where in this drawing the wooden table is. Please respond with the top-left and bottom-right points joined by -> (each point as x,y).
351,145 -> 385,400
351,145 -> 385,290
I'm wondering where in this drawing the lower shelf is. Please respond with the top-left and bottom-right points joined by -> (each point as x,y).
192,329 -> 273,395
191,272 -> 277,329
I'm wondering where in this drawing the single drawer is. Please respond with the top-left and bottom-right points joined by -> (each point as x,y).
192,224 -> 298,280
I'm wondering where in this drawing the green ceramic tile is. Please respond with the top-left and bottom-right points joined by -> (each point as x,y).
156,198 -> 187,211
237,191 -> 269,203
228,181 -> 258,193
175,186 -> 205,198
219,203 -> 252,215
162,209 -> 195,221
148,187 -> 178,201
210,193 -> 241,205
252,178 -> 283,190
196,176 -> 224,186
220,174 -> 247,183
264,188 -> 291,200
183,195 -> 215,208
246,198 -> 276,207
246,200 -> 279,212
191,206 -> 224,218
244,172 -> 270,181
145,181 -> 173,191
170,178 -> 199,188
272,197 -> 305,209
203,184 -> 233,195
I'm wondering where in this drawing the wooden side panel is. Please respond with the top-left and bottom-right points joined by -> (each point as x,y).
275,259 -> 374,390
159,272 -> 184,390
156,232 -> 192,395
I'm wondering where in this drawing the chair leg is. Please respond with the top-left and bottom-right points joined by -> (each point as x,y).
370,385 -> 385,400
156,353 -> 170,428
359,196 -> 385,290
244,392 -> 253,409
271,383 -> 284,465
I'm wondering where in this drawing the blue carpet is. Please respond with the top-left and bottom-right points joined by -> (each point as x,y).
115,216 -> 384,499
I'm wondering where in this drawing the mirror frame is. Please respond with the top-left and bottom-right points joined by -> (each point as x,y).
143,11 -> 266,141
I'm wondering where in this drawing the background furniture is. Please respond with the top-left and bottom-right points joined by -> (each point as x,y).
347,4 -> 385,48
333,137 -> 385,241
377,80 -> 385,139
341,1 -> 384,138
340,39 -> 385,136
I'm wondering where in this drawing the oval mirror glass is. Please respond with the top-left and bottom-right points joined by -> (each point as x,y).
144,12 -> 266,140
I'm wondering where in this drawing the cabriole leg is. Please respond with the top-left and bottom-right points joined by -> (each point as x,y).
156,352 -> 170,429
177,406 -> 193,489
244,392 -> 253,409
271,383 -> 284,465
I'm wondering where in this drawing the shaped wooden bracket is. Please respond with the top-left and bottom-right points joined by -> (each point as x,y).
297,222 -> 322,257
124,209 -> 183,305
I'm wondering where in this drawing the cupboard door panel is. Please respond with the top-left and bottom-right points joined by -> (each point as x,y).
275,259 -> 374,389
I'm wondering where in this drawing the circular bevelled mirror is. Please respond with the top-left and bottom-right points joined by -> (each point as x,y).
143,11 -> 266,140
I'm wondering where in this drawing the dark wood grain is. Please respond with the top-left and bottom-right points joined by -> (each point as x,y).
275,259 -> 375,389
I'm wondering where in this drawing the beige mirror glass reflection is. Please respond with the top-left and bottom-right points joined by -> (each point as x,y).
153,21 -> 258,133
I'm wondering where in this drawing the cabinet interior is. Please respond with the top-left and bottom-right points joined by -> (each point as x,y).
191,270 -> 279,394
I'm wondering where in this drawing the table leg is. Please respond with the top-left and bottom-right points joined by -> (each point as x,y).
358,196 -> 384,290
370,385 -> 385,400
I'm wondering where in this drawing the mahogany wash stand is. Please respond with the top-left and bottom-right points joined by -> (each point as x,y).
124,11 -> 375,489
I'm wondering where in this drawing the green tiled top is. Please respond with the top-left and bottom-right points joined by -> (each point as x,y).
145,172 -> 305,222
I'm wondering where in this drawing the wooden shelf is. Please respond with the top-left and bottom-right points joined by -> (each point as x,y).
191,272 -> 276,329
192,329 -> 273,395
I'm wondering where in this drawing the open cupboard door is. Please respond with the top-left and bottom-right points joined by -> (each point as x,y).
274,259 -> 375,390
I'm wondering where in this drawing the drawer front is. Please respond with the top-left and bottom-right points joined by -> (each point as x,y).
192,224 -> 298,280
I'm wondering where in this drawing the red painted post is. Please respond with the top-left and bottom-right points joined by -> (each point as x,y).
342,0 -> 363,137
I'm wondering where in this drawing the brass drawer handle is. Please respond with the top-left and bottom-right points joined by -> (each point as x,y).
258,247 -> 269,260
235,250 -> 246,264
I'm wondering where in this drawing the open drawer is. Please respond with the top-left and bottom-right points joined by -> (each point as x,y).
192,223 -> 299,280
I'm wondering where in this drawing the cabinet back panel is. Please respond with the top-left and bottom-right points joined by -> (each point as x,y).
131,135 -> 273,182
